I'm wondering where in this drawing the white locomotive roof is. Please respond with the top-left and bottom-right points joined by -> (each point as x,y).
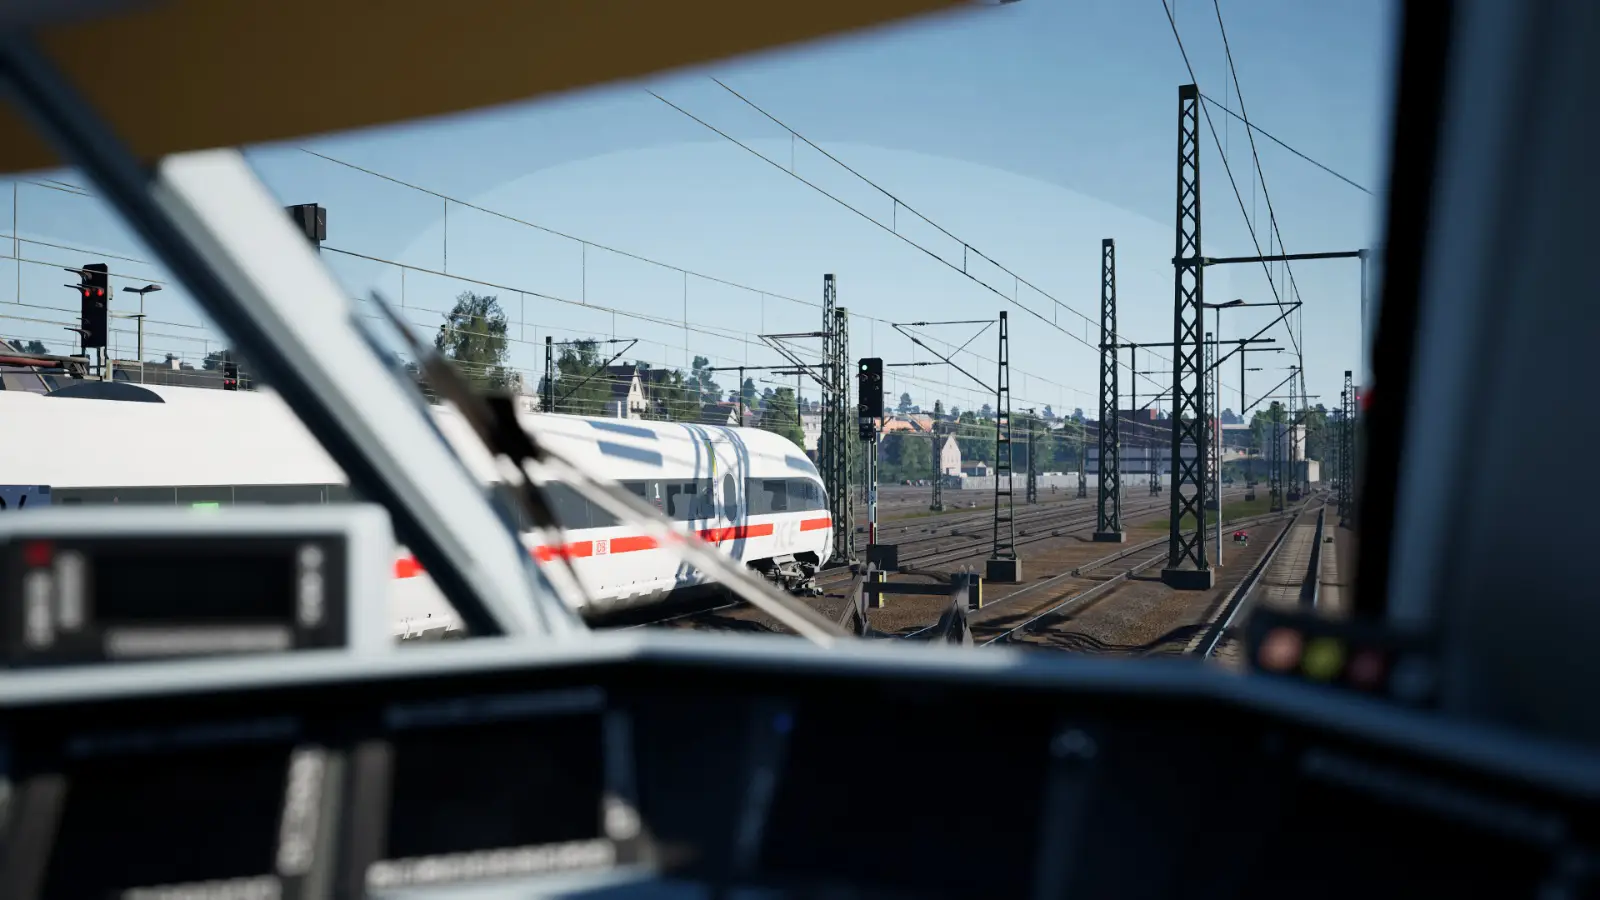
0,384 -> 820,489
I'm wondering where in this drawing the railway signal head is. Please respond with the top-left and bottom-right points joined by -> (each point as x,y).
72,262 -> 110,348
857,357 -> 883,418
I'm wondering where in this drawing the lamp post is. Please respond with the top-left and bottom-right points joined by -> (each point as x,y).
122,284 -> 161,383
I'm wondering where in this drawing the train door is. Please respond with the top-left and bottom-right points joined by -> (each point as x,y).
706,438 -> 744,554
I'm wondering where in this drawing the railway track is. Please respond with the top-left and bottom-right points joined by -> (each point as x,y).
950,494 -> 1331,657
899,501 -> 1310,644
817,488 -> 1251,588
622,487 -> 1270,636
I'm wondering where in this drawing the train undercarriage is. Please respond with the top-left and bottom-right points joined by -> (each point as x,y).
753,554 -> 823,597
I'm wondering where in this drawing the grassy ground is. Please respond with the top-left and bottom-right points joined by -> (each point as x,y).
1134,492 -> 1276,533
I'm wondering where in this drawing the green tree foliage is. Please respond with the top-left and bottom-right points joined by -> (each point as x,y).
434,291 -> 512,391
897,392 -> 914,414
1250,404 -> 1288,452
954,409 -> 995,464
550,339 -> 611,416
651,368 -> 703,423
1302,404 -> 1331,461
21,339 -> 48,354
757,387 -> 805,449
688,356 -> 720,406
878,432 -> 933,483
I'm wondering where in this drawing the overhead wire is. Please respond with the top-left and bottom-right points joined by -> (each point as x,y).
646,84 -> 1184,404
1208,0 -> 1309,400
1158,0 -> 1302,360
1198,94 -> 1372,196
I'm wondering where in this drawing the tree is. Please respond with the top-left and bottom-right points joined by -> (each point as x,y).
979,403 -> 993,419
897,392 -> 914,414
434,291 -> 512,391
1073,407 -> 1085,422
757,387 -> 805,449
741,377 -> 758,412
1043,404 -> 1055,420
1249,405 -> 1288,453
881,432 -> 931,482
21,339 -> 48,355
1302,405 -> 1331,461
550,339 -> 611,416
650,368 -> 702,422
955,409 -> 994,464
688,356 -> 720,406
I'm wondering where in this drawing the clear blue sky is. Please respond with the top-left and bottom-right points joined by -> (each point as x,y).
1,0 -> 1395,419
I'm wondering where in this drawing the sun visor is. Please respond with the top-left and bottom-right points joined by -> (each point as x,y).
0,0 -> 965,175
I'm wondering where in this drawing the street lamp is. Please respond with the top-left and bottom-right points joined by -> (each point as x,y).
122,284 -> 161,383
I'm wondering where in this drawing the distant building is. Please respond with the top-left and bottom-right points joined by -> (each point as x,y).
800,411 -> 822,452
937,435 -> 961,476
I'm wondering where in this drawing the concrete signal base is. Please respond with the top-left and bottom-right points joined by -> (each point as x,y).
1092,531 -> 1126,543
985,557 -> 1022,584
1161,567 -> 1216,590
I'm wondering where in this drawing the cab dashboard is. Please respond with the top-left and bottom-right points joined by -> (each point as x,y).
2,632 -> 1599,900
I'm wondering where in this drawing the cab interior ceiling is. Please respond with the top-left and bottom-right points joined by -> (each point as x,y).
0,0 -> 966,175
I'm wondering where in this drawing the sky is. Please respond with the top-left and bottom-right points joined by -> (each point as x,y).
0,0 -> 1396,421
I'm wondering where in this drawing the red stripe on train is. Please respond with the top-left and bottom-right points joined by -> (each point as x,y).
696,523 -> 775,542
394,518 -> 821,579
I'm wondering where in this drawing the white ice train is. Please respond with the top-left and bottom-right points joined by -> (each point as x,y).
0,382 -> 833,632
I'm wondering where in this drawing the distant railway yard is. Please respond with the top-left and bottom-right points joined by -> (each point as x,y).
618,482 -> 1346,667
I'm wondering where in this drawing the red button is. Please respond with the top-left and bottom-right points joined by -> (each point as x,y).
22,541 -> 53,568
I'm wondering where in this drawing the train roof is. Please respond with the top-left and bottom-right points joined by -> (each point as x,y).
0,384 -> 819,488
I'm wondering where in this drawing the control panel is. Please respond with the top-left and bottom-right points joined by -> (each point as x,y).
0,506 -> 397,666
2,639 -> 1598,899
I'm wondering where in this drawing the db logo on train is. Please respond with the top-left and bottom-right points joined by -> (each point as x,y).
594,538 -> 610,556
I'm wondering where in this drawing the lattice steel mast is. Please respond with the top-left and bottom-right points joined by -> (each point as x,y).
820,275 -> 854,562
1286,364 -> 1302,502
930,399 -> 946,512
1270,400 -> 1285,513
1340,369 -> 1355,526
1163,83 -> 1213,589
1095,238 -> 1124,542
1025,408 -> 1039,504
987,311 -> 1019,581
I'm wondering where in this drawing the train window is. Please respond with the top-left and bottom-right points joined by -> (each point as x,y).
543,483 -> 592,529
665,483 -> 696,520
52,486 -> 180,505
622,481 -> 648,500
721,474 -> 739,520
763,479 -> 788,513
176,485 -> 235,507
786,479 -> 823,512
234,484 -> 330,505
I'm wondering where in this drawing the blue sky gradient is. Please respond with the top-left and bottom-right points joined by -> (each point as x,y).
1,0 -> 1396,418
